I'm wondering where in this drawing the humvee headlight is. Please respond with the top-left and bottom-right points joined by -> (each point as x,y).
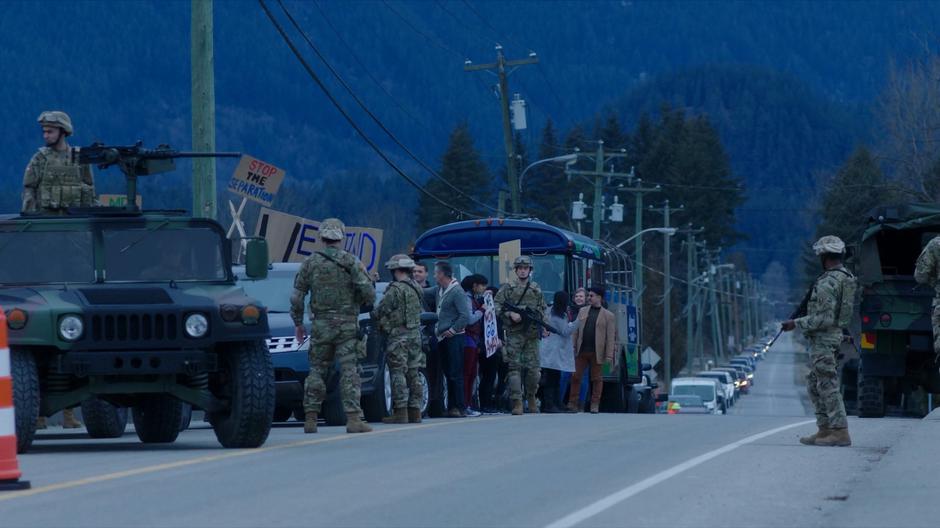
220,304 -> 240,322
58,315 -> 84,341
185,313 -> 209,338
6,308 -> 28,330
241,305 -> 261,325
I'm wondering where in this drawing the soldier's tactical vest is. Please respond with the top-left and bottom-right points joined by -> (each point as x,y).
382,281 -> 422,331
36,148 -> 93,210
833,269 -> 857,329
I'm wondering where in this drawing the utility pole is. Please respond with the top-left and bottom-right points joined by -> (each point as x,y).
191,0 -> 217,219
682,226 -> 704,371
565,141 -> 630,239
616,178 -> 660,359
732,273 -> 742,352
465,45 -> 537,214
650,200 -> 676,388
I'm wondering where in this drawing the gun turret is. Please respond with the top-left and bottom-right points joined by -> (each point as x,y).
73,141 -> 240,211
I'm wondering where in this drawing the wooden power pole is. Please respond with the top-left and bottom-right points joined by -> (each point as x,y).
192,0 -> 217,219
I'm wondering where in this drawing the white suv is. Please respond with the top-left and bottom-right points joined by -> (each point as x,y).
670,378 -> 723,414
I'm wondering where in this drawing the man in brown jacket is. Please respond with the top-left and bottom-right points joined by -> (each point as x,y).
567,287 -> 617,413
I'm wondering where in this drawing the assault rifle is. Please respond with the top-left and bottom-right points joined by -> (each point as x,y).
502,302 -> 559,335
74,142 -> 240,211
767,279 -> 816,351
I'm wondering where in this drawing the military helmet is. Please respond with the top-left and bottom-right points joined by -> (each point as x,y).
37,111 -> 73,136
319,218 -> 346,242
812,235 -> 846,255
513,255 -> 533,268
385,254 -> 416,271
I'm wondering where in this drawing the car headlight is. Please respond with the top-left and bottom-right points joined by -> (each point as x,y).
59,315 -> 84,341
185,313 -> 209,338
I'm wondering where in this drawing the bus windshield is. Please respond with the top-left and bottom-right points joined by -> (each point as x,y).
427,253 -> 566,299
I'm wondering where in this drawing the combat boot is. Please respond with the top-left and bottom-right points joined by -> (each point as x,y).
62,408 -> 82,429
382,407 -> 408,424
799,427 -> 829,446
815,427 -> 851,447
590,403 -> 600,414
346,412 -> 373,433
36,416 -> 47,430
527,395 -> 540,414
304,412 -> 318,434
511,399 -> 524,415
408,407 -> 422,423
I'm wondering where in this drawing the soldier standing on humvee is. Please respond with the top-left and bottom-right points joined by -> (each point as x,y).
495,256 -> 548,415
782,236 -> 857,447
22,111 -> 96,214
914,235 -> 940,363
291,218 -> 376,435
373,254 -> 425,424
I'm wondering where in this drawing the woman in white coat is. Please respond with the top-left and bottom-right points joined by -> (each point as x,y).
539,291 -> 580,413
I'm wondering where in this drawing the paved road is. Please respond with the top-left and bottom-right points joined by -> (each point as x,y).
1,333 -> 936,527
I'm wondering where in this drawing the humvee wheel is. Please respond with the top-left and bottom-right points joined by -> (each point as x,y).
82,398 -> 128,439
11,348 -> 39,453
209,340 -> 275,448
858,375 -> 886,418
133,395 -> 183,443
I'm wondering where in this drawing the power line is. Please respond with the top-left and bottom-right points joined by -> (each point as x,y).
276,0 -> 508,216
310,0 -> 431,131
258,0 -> 480,219
381,0 -> 464,59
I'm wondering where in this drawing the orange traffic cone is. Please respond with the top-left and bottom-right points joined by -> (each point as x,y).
0,310 -> 30,490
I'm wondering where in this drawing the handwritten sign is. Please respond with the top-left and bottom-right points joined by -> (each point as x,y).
498,239 -> 521,285
98,194 -> 142,208
483,290 -> 500,358
255,207 -> 383,272
227,155 -> 285,206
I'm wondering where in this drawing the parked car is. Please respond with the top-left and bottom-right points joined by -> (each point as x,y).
729,360 -> 756,384
670,377 -> 723,414
665,395 -> 711,414
696,371 -> 736,406
234,263 -> 443,425
715,367 -> 749,394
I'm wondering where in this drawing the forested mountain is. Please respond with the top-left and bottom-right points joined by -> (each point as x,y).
1,0 -> 938,275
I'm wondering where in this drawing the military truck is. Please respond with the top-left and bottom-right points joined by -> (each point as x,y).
7,143 -> 276,452
849,204 -> 940,417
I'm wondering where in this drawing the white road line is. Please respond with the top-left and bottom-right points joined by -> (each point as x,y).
545,419 -> 815,528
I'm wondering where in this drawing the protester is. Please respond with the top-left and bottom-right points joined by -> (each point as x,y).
434,261 -> 470,417
414,262 -> 436,312
560,287 -> 588,406
478,285 -> 507,413
461,274 -> 488,417
567,287 -> 616,414
538,291 -> 579,413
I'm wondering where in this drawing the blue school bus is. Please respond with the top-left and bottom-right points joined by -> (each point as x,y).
413,218 -> 654,413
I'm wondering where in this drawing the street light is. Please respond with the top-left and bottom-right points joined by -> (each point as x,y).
614,227 -> 677,248
518,153 -> 579,192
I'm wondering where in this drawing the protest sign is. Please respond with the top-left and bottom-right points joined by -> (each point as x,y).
255,207 -> 383,272
227,155 -> 285,207
498,239 -> 521,285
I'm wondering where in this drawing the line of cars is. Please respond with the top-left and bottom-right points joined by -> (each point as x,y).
663,338 -> 771,414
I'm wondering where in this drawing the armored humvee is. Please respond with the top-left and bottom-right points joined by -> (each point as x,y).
850,204 -> 940,417
7,143 -> 275,452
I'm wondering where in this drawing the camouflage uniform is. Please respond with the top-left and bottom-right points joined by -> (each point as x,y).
23,111 -> 95,214
290,243 -> 375,416
796,264 -> 856,430
374,279 -> 425,410
914,236 -> 940,358
494,273 -> 548,403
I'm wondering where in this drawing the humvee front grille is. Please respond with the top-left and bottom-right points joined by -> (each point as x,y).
90,313 -> 179,342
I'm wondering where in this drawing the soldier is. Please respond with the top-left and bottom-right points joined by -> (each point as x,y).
291,218 -> 376,434
914,234 -> 940,363
22,111 -> 96,214
494,256 -> 548,415
782,235 -> 857,447
373,254 -> 425,424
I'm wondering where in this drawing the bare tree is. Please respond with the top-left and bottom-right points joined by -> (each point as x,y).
878,50 -> 940,200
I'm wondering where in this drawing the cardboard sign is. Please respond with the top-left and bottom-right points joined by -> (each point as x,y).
483,290 -> 499,358
98,194 -> 142,208
227,155 -> 285,206
498,239 -> 521,285
255,207 -> 383,272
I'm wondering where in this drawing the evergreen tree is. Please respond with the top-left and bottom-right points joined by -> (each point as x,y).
816,146 -> 893,243
416,123 -> 492,231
